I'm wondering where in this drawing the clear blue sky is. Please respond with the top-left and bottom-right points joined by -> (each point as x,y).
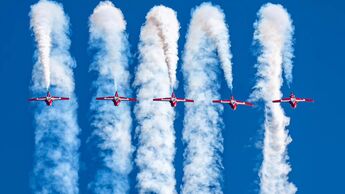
1,0 -> 344,193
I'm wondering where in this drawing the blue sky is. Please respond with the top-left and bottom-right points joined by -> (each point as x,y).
1,0 -> 344,193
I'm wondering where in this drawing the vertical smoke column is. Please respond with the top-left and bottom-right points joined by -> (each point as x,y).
251,3 -> 296,194
134,6 -> 179,194
146,6 -> 180,88
182,3 -> 233,193
30,0 -> 52,89
30,1 -> 80,193
88,1 -> 133,193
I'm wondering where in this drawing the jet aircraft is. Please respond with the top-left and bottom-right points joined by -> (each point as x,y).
153,92 -> 194,107
213,96 -> 253,110
96,91 -> 137,106
28,91 -> 69,106
272,92 -> 314,109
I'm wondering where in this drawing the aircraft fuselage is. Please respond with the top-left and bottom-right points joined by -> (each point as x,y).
229,100 -> 237,110
113,99 -> 121,106
289,95 -> 297,108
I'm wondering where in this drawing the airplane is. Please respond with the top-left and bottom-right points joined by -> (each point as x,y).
153,92 -> 194,107
272,92 -> 314,109
96,91 -> 137,106
212,96 -> 253,110
28,91 -> 69,106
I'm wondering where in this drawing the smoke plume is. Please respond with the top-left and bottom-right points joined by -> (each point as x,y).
182,3 -> 232,193
145,6 -> 180,89
30,1 -> 80,193
251,3 -> 297,194
88,1 -> 133,193
134,5 -> 179,194
184,3 -> 233,90
30,0 -> 56,89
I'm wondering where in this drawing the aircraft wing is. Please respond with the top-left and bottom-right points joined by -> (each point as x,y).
96,96 -> 115,100
28,97 -> 46,101
176,98 -> 194,102
153,97 -> 171,101
296,98 -> 314,102
119,97 -> 137,102
52,96 -> 69,100
212,100 -> 231,103
272,97 -> 290,103
236,100 -> 253,106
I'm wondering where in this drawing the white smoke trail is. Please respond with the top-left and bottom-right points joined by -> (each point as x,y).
185,3 -> 233,90
282,24 -> 294,87
88,1 -> 133,193
251,3 -> 296,194
182,3 -> 232,193
145,6 -> 179,89
134,5 -> 179,194
30,0 -> 54,90
30,1 -> 79,193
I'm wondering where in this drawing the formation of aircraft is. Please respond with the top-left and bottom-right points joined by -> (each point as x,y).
153,92 -> 194,107
28,91 -> 69,106
96,91 -> 137,106
272,92 -> 314,109
29,90 -> 314,110
213,96 -> 253,110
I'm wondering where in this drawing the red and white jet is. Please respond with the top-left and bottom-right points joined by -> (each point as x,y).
212,96 -> 253,110
153,92 -> 194,107
272,92 -> 314,109
28,91 -> 69,106
96,91 -> 137,106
